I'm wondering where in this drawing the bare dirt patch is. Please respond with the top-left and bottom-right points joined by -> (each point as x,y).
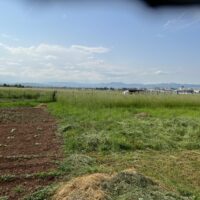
0,107 -> 63,199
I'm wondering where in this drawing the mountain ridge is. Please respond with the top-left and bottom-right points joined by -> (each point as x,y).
11,82 -> 200,89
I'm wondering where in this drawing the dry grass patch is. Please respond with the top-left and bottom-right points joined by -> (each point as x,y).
136,150 -> 200,196
53,173 -> 110,200
53,168 -> 190,200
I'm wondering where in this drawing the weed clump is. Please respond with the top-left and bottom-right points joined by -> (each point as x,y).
102,171 -> 191,200
81,133 -> 112,152
23,186 -> 57,200
0,197 -> 8,200
59,154 -> 98,176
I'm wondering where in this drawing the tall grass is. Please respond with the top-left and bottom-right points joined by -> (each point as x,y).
2,88 -> 200,108
56,89 -> 200,109
0,87 -> 56,102
45,89 -> 200,152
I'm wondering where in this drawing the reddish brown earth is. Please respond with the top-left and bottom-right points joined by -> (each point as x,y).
0,107 -> 63,199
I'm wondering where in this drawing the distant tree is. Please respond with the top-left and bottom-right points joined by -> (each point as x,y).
3,83 -> 9,87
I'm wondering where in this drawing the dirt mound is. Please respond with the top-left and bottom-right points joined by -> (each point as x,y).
54,170 -> 191,200
53,173 -> 110,200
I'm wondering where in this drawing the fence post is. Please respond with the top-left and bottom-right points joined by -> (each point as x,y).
52,90 -> 57,102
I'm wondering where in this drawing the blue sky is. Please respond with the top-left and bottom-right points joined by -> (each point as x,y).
0,0 -> 200,84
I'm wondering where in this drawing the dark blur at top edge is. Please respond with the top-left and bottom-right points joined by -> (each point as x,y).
143,0 -> 200,8
23,0 -> 200,7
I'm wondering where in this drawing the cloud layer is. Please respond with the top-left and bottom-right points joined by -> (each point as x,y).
0,43 -> 115,82
0,42 -> 172,83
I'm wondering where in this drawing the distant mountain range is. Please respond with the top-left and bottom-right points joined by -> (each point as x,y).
18,82 -> 200,89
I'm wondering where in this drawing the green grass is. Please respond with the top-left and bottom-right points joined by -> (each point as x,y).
0,175 -> 16,182
13,185 -> 25,194
56,89 -> 200,109
0,197 -> 8,200
47,89 -> 200,198
1,88 -> 200,199
23,185 -> 57,200
0,101 -> 38,108
48,94 -> 200,152
0,87 -> 56,103
95,150 -> 200,199
101,170 -> 190,200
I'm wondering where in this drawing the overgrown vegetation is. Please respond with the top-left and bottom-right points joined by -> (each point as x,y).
56,89 -> 200,108
102,171 -> 191,200
1,88 -> 200,199
49,89 -> 200,199
58,153 -> 107,179
23,186 -> 57,200
48,90 -> 200,152
0,87 -> 57,103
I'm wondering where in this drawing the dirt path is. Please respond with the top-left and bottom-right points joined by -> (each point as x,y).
0,107 -> 63,199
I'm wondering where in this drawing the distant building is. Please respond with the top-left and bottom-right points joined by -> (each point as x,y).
177,89 -> 194,94
122,88 -> 145,95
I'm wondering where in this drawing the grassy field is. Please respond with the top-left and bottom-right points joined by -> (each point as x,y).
1,88 -> 200,199
0,87 -> 56,107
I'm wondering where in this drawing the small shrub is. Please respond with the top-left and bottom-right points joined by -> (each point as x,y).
0,175 -> 16,182
59,154 -> 97,176
23,186 -> 57,200
13,185 -> 25,194
0,197 -> 8,200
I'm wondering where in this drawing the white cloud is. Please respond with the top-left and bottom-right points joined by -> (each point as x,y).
163,11 -> 200,31
0,42 -> 176,84
0,43 -> 115,82
156,11 -> 200,38
71,45 -> 110,54
154,70 -> 169,75
1,33 -> 20,42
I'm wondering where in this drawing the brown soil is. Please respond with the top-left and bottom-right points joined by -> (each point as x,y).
0,107 -> 63,200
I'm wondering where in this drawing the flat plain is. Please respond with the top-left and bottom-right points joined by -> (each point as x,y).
0,88 -> 200,200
